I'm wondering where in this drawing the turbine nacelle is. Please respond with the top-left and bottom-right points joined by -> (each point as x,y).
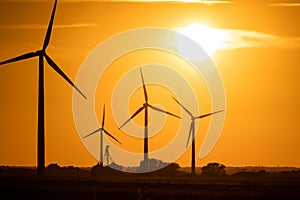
37,49 -> 45,54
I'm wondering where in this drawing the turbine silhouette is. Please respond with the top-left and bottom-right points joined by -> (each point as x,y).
82,105 -> 121,167
0,0 -> 86,176
119,67 -> 181,163
172,96 -> 223,175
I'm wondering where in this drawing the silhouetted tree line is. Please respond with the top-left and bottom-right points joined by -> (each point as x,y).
1,162 -> 300,179
201,162 -> 226,176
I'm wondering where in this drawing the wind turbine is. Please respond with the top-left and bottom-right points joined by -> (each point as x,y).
82,105 -> 121,167
119,67 -> 181,163
172,97 -> 223,175
0,0 -> 86,176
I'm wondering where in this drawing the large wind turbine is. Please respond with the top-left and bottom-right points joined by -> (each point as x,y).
119,67 -> 181,163
172,97 -> 223,175
82,105 -> 121,167
0,0 -> 86,176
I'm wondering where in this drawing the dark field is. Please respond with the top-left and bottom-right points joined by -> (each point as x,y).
1,175 -> 300,200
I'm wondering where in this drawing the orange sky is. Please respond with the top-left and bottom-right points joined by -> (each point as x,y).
0,0 -> 299,168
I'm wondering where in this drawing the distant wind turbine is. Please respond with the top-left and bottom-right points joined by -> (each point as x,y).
119,67 -> 181,163
82,105 -> 121,167
0,0 -> 86,176
104,145 -> 112,166
172,97 -> 223,175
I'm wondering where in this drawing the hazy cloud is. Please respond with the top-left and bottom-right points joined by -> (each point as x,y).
226,29 -> 277,48
194,0 -> 231,4
178,24 -> 300,52
225,29 -> 300,49
267,3 -> 300,7
0,23 -> 98,30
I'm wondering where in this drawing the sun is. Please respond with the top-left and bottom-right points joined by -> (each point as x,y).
176,23 -> 231,57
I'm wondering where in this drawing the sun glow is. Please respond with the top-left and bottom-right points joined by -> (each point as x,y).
176,23 -> 231,57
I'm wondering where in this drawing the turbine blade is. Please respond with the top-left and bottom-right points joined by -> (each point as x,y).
102,104 -> 105,128
172,96 -> 193,117
194,110 -> 224,119
82,128 -> 101,139
186,122 -> 193,148
45,54 -> 87,99
149,104 -> 181,119
103,128 -> 121,145
119,106 -> 144,129
43,0 -> 57,50
139,67 -> 148,103
0,52 -> 38,66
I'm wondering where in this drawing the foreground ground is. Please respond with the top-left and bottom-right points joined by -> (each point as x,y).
1,175 -> 300,200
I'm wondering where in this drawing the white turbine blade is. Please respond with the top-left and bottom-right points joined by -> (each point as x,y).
194,110 -> 224,119
45,54 -> 87,99
0,52 -> 38,66
82,128 -> 101,139
119,106 -> 144,129
43,0 -> 57,50
102,104 -> 105,128
149,104 -> 181,119
186,122 -> 194,148
172,96 -> 193,117
103,128 -> 121,145
139,67 -> 148,103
